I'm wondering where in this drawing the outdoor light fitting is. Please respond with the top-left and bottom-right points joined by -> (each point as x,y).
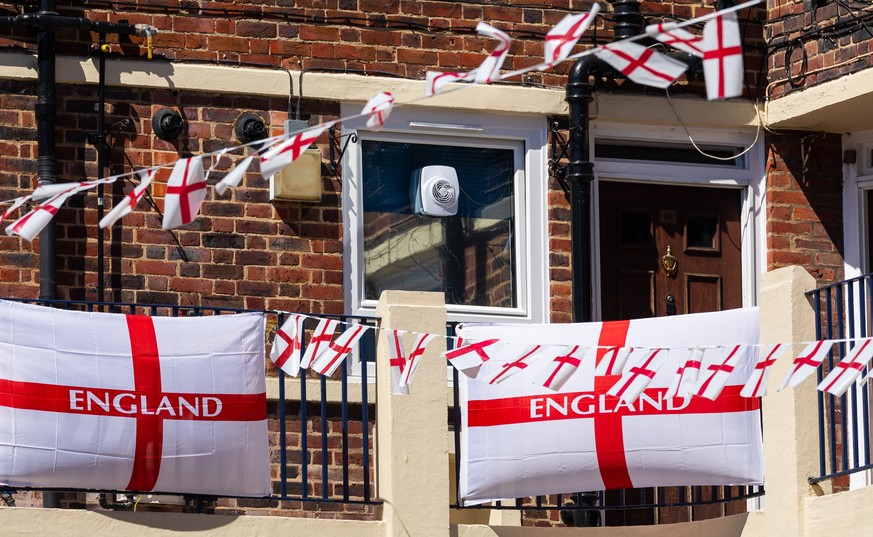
234,112 -> 268,146
152,108 -> 184,141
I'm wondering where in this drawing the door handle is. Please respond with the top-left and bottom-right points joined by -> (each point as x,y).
665,294 -> 676,316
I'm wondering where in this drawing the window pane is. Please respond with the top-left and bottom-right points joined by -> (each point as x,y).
361,140 -> 517,308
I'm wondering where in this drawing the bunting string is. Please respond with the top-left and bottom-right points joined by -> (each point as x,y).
0,0 -> 762,236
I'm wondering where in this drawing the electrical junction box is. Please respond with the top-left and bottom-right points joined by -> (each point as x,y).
269,149 -> 323,202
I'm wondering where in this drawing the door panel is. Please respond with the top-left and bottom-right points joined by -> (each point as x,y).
598,180 -> 744,526
599,182 -> 743,321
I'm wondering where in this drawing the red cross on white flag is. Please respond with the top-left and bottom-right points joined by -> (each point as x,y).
595,41 -> 688,89
387,330 -> 411,395
362,92 -> 395,132
645,22 -> 706,57
270,313 -> 306,377
486,344 -> 542,385
695,344 -> 747,400
607,347 -> 668,403
594,345 -> 633,376
424,70 -> 476,97
536,345 -> 587,391
740,343 -> 787,398
817,338 -> 873,396
544,5 -> 600,67
259,124 -> 330,179
310,324 -> 370,377
6,185 -> 88,241
300,318 -> 339,370
30,177 -> 115,201
457,308 -> 762,503
445,338 -> 502,374
702,12 -> 744,100
0,300 -> 270,496
99,169 -> 157,228
664,347 -> 704,399
0,195 -> 30,223
778,340 -> 835,390
473,22 -> 512,84
162,156 -> 206,230
399,332 -> 437,387
215,155 -> 254,196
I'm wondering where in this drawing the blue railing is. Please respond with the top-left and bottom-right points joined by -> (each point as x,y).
806,274 -> 873,485
447,322 -> 763,526
3,298 -> 380,507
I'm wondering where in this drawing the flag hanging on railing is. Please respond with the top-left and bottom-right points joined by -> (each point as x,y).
457,308 -> 762,505
0,300 -> 270,496
270,313 -> 306,377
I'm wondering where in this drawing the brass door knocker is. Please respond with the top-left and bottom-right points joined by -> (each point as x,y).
662,245 -> 678,276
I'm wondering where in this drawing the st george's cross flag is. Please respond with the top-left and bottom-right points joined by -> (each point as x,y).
702,11 -> 744,100
0,300 -> 270,496
543,5 -> 600,67
270,313 -> 306,377
778,339 -> 836,390
259,124 -> 331,179
457,308 -> 762,505
664,347 -> 704,398
741,343 -> 788,398
595,41 -> 688,89
309,324 -> 370,377
646,22 -> 706,57
6,184 -> 91,241
362,92 -> 395,132
424,70 -> 476,97
99,169 -> 157,228
817,338 -> 873,396
162,156 -> 206,230
473,22 -> 512,84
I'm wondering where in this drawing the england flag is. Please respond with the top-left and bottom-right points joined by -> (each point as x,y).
0,300 -> 270,496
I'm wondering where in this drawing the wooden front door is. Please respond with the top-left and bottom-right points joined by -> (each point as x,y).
599,181 -> 744,321
597,180 -> 745,526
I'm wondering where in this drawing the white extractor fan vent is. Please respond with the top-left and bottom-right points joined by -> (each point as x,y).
410,165 -> 459,217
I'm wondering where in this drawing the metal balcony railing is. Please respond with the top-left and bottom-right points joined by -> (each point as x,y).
806,274 -> 873,486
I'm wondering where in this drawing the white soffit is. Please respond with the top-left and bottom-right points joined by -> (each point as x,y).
0,50 -> 758,128
767,68 -> 873,133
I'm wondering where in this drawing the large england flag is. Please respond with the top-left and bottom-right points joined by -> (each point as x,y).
0,300 -> 270,497
457,308 -> 762,505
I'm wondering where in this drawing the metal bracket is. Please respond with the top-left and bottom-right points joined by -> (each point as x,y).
328,125 -> 357,176
549,121 -> 571,197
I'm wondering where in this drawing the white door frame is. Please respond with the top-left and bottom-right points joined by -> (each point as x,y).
590,122 -> 766,321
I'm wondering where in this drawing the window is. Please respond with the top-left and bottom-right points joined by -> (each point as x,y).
342,107 -> 548,323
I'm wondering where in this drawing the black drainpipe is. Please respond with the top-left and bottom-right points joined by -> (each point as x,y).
565,0 -> 644,323
565,56 -> 598,324
35,0 -> 58,302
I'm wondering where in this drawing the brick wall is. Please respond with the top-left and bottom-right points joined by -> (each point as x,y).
766,0 -> 873,99
765,130 -> 844,284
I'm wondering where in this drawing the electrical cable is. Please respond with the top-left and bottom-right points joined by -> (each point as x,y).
784,38 -> 808,88
664,86 -> 762,162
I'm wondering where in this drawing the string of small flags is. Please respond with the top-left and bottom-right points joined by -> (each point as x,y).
0,0 -> 758,239
267,311 -> 873,401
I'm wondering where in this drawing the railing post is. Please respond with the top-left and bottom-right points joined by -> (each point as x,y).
375,291 -> 449,537
755,266 -> 824,536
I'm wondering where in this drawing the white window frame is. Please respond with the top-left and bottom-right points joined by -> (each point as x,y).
341,105 -> 550,325
590,122 -> 766,320
841,130 -> 873,490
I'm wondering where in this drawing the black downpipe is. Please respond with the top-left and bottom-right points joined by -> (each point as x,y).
565,56 -> 598,324
36,0 -> 60,509
96,37 -> 107,302
36,0 -> 57,303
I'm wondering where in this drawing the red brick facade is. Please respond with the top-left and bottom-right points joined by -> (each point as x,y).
0,0 -> 863,526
